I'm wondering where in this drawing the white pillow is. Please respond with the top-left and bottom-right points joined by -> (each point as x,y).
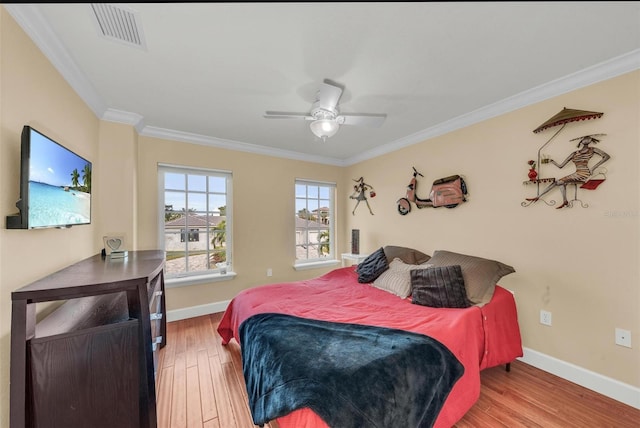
373,258 -> 432,298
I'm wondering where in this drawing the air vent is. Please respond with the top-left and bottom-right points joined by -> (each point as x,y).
91,4 -> 146,49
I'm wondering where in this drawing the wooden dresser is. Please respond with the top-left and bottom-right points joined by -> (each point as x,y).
10,250 -> 166,428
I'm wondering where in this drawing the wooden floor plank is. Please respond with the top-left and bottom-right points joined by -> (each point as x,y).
157,314 -> 640,428
208,355 -> 236,428
197,313 -> 219,356
186,365 -> 204,427
222,361 -> 257,428
170,353 -> 187,428
156,366 -> 174,428
227,340 -> 249,402
197,349 -> 218,423
172,320 -> 187,366
184,317 -> 201,368
161,321 -> 178,369
203,419 -> 220,428
211,321 -> 232,363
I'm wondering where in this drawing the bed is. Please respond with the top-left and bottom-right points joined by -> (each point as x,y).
217,248 -> 523,428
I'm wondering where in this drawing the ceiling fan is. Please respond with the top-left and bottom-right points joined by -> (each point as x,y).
264,79 -> 387,142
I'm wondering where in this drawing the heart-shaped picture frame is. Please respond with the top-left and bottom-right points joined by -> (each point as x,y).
103,235 -> 125,255
107,238 -> 122,251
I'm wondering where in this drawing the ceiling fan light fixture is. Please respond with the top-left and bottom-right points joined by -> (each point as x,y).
265,80 -> 386,141
310,118 -> 339,141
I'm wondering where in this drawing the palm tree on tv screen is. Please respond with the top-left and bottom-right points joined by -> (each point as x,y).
71,168 -> 80,188
82,163 -> 91,193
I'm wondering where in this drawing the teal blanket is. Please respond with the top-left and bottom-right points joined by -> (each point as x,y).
239,313 -> 464,428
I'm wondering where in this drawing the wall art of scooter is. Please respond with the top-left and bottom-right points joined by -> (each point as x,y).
397,167 -> 468,215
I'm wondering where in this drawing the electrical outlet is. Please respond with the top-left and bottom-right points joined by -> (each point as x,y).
267,268 -> 273,277
615,328 -> 631,348
540,310 -> 552,326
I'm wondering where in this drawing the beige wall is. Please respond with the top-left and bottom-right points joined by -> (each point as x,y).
0,9 -> 101,426
344,71 -> 640,388
97,121 -> 139,249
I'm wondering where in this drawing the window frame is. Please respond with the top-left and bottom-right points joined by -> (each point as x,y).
180,228 -> 200,243
294,178 -> 339,270
158,163 -> 235,287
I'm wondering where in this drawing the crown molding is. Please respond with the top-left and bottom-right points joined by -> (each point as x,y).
140,126 -> 347,166
101,108 -> 146,133
6,4 -> 639,167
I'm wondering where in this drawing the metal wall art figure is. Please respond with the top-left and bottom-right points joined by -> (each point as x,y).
523,134 -> 610,209
349,177 -> 376,215
523,108 -> 609,209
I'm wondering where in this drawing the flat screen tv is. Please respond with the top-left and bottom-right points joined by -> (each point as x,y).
6,126 -> 92,229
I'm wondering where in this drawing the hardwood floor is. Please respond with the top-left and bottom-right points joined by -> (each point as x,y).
156,313 -> 640,428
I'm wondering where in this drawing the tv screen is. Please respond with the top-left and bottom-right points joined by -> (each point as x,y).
6,126 -> 92,229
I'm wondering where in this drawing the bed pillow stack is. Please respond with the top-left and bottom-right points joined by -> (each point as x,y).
357,247 -> 514,308
356,246 -> 431,284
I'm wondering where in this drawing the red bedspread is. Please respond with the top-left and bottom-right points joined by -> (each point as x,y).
217,266 -> 522,428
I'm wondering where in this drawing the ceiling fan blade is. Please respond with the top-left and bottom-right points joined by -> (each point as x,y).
315,82 -> 343,111
338,114 -> 387,128
264,111 -> 314,120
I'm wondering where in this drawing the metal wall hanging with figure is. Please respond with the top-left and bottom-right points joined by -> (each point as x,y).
522,108 -> 610,209
397,167 -> 467,215
349,177 -> 376,215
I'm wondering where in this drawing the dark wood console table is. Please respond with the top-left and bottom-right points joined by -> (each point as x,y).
10,250 -> 166,428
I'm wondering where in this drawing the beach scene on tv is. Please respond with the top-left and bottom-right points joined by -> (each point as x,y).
28,131 -> 91,228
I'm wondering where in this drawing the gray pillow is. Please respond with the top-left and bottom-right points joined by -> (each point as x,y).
356,247 -> 389,283
427,250 -> 515,306
410,265 -> 472,308
373,258 -> 431,299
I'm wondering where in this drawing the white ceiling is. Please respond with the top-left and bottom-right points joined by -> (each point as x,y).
6,3 -> 640,166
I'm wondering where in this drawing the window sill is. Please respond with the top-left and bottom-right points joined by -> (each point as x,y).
166,271 -> 237,288
293,259 -> 340,271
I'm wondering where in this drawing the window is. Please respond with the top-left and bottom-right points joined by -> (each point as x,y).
295,179 -> 336,266
159,164 -> 232,282
180,229 -> 200,242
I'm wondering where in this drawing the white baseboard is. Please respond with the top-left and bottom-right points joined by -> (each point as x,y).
519,347 -> 640,410
166,300 -> 230,322
166,304 -> 640,410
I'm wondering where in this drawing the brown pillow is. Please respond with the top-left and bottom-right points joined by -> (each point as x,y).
410,265 -> 472,308
383,246 -> 431,265
427,250 -> 515,306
